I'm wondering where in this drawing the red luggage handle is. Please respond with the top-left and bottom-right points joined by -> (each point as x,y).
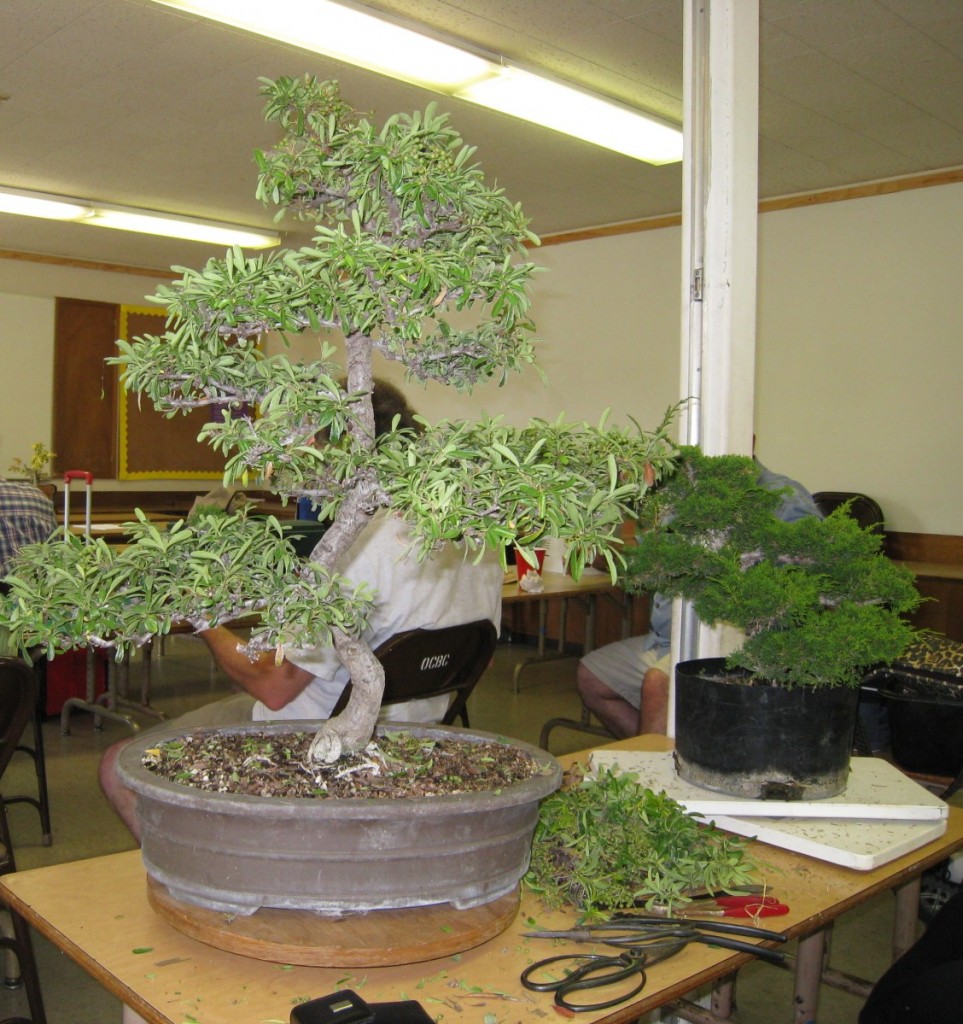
63,470 -> 93,539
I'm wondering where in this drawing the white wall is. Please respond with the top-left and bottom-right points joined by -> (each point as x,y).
0,294 -> 55,475
755,186 -> 963,535
1,180 -> 960,532
275,225 -> 682,434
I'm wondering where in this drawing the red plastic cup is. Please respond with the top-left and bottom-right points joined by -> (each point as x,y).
515,547 -> 546,580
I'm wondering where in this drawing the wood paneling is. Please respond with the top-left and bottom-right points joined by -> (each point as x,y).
885,532 -> 963,643
886,531 -> 963,565
118,308 -> 225,479
53,298 -> 118,478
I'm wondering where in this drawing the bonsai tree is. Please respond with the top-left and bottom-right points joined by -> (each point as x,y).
1,75 -> 680,761
622,447 -> 920,689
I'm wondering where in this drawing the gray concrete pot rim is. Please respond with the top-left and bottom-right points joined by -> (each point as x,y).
118,721 -> 562,818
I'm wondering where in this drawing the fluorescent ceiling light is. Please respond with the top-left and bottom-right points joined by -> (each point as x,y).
461,67 -> 682,165
0,187 -> 90,221
87,207 -> 279,248
0,186 -> 280,248
149,0 -> 682,165
152,0 -> 491,90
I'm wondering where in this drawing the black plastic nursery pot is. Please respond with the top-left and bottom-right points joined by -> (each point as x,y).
674,658 -> 860,800
879,676 -> 963,776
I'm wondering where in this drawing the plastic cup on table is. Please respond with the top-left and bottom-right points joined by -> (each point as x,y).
515,547 -> 546,581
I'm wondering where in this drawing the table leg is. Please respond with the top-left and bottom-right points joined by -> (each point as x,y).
711,973 -> 736,1018
140,640 -> 153,707
513,597 -> 580,692
793,927 -> 829,1024
582,593 -> 598,654
892,875 -> 922,959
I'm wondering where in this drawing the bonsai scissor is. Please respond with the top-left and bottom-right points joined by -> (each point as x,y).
520,941 -> 688,1012
652,894 -> 790,918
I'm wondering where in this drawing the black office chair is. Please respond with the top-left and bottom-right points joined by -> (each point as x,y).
812,491 -> 885,534
332,620 -> 498,727
0,659 -> 48,1022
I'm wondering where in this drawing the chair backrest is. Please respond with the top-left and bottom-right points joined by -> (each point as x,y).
0,658 -> 38,780
280,519 -> 331,558
332,619 -> 497,726
812,491 -> 885,534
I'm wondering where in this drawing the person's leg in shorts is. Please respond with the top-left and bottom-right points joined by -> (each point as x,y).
576,637 -> 671,738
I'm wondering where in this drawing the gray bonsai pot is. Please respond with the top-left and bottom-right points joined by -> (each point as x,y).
117,722 -> 561,916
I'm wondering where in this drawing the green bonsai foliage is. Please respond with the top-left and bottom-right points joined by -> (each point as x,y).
0,75 -> 680,760
622,447 -> 920,688
525,767 -> 759,915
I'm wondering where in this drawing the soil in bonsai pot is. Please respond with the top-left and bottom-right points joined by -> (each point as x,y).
141,729 -> 543,799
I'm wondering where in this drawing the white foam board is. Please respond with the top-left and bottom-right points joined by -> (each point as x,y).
588,750 -> 947,820
707,813 -> 947,870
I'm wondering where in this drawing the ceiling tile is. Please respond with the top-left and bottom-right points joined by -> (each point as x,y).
2,0 -> 963,268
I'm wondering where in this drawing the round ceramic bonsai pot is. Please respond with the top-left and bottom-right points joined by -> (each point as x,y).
117,721 -> 561,916
674,658 -> 860,800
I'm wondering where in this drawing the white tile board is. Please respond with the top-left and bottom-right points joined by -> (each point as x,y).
707,813 -> 947,870
588,750 -> 947,821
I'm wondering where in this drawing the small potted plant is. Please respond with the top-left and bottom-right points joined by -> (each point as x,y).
7,442 -> 55,486
622,447 -> 921,799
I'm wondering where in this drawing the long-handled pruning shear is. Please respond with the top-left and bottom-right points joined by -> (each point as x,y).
521,916 -> 788,1012
523,916 -> 789,965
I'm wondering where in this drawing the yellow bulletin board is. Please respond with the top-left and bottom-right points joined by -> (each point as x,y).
117,307 -> 225,480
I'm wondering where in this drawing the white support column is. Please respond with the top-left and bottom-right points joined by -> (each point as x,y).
671,0 -> 759,729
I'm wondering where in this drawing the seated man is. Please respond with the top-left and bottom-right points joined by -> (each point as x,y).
577,459 -> 821,738
0,479 -> 57,575
100,379 -> 503,838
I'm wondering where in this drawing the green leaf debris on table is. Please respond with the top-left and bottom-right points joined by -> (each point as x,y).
524,766 -> 759,915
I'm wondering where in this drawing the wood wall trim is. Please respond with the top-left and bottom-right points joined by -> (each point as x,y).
537,213 -> 682,247
4,168 -> 963,261
0,249 -> 169,279
538,166 -> 963,248
885,531 -> 963,566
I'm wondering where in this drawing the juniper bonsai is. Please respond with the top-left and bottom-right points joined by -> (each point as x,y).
622,447 -> 920,689
1,75 -> 679,760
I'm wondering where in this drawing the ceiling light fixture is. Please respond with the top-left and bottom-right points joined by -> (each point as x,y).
0,187 -> 91,222
148,0 -> 683,165
0,185 -> 280,248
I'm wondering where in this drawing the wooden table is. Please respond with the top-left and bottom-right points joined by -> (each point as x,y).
62,511 -> 181,543
3,735 -> 961,1024
501,570 -> 625,690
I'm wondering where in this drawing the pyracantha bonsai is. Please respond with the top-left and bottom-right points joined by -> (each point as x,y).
1,75 -> 680,760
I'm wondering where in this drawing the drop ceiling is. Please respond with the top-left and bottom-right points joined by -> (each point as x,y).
2,0 -> 962,272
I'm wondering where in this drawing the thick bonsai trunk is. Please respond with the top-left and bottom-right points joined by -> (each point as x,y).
305,332 -> 387,762
308,628 -> 386,762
